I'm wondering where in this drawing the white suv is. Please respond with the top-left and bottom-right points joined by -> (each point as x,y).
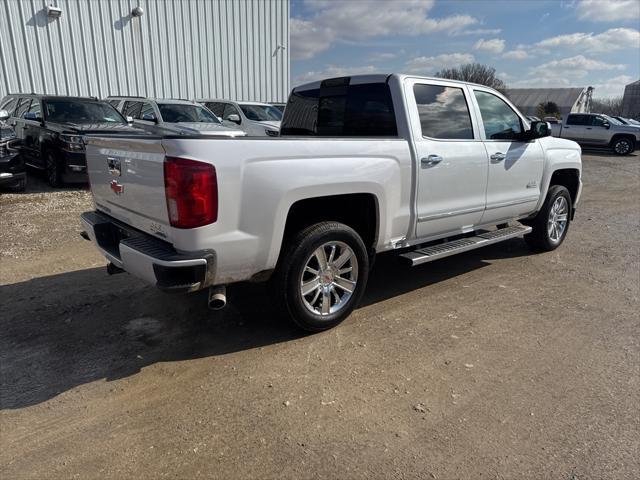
107,97 -> 245,137
196,99 -> 282,136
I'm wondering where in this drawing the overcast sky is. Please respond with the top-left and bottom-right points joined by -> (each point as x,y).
290,0 -> 640,98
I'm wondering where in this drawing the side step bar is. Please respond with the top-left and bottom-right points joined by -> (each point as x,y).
400,225 -> 532,266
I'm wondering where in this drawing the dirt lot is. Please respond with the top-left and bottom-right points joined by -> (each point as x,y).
1,153 -> 639,479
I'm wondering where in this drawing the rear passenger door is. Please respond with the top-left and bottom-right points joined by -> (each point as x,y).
470,88 -> 543,223
562,114 -> 589,142
405,79 -> 489,238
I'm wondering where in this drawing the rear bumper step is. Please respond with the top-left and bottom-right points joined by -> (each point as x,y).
80,211 -> 216,292
400,225 -> 532,266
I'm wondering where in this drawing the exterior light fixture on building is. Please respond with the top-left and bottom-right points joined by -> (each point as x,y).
132,6 -> 144,17
46,5 -> 62,18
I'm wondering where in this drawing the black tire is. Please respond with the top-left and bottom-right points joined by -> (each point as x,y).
611,137 -> 634,156
45,150 -> 64,187
8,176 -> 27,192
523,185 -> 572,252
270,221 -> 369,332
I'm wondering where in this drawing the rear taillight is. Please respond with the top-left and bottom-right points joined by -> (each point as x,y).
164,157 -> 218,228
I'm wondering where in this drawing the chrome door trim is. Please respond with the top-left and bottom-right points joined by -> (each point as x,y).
417,205 -> 485,223
485,196 -> 539,210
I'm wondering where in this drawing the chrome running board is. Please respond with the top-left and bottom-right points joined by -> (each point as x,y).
400,225 -> 532,266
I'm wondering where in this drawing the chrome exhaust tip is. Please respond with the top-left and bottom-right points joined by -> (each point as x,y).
208,285 -> 227,310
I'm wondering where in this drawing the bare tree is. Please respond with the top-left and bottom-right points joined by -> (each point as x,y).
590,97 -> 624,116
434,63 -> 507,93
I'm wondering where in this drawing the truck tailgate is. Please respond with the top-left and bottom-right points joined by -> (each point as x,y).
85,136 -> 172,241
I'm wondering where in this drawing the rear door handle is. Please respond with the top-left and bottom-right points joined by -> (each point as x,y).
490,152 -> 506,162
421,155 -> 443,167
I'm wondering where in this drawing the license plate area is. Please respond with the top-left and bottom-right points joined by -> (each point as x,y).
94,221 -> 138,260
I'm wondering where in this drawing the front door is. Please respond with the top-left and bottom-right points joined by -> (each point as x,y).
22,99 -> 44,167
406,80 -> 489,238
470,88 -> 544,223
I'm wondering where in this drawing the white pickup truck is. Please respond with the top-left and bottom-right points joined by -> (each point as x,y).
81,74 -> 582,331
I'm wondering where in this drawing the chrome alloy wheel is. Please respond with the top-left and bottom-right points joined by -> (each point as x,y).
614,139 -> 631,155
548,196 -> 569,243
300,241 -> 359,316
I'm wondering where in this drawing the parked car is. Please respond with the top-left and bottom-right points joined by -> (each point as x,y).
271,103 -> 286,113
526,115 -> 541,122
0,94 -> 145,187
107,97 -> 245,137
613,116 -> 640,127
81,73 -> 582,332
544,116 -> 560,124
551,113 -> 640,155
196,99 -> 282,136
0,108 -> 25,191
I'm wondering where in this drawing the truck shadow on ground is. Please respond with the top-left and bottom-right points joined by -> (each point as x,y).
1,239 -> 531,410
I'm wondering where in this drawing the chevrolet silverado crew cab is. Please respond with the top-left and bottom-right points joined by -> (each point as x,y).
81,74 -> 582,332
551,112 -> 639,155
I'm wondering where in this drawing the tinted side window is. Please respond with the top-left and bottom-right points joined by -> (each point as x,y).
140,102 -> 155,120
206,102 -> 225,117
15,98 -> 32,118
566,115 -> 587,126
1,97 -> 18,115
281,82 -> 397,137
413,84 -> 473,139
107,99 -> 122,109
123,101 -> 143,118
474,90 -> 522,140
591,116 -> 606,127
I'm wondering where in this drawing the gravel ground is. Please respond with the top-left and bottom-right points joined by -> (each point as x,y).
1,153 -> 639,479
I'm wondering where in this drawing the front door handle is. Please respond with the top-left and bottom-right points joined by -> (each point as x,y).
490,152 -> 506,162
421,154 -> 443,167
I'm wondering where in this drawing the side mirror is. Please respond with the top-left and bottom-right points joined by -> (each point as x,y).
24,111 -> 43,122
227,113 -> 241,124
141,113 -> 157,123
528,120 -> 551,139
217,116 -> 223,123
0,109 -> 9,122
126,115 -> 134,124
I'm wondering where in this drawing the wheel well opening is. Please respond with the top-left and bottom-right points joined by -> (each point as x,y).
610,134 -> 636,145
550,169 -> 580,206
283,194 -> 379,251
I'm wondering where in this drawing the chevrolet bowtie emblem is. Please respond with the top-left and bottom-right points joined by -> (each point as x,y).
110,179 -> 124,195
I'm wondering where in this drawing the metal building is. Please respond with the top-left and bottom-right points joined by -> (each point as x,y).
0,0 -> 290,103
621,80 -> 639,119
506,87 -> 593,117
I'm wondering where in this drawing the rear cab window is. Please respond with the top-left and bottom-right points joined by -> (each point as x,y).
566,114 -> 588,126
413,84 -> 473,139
280,77 -> 398,137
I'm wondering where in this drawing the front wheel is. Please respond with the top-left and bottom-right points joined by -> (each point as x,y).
271,222 -> 369,332
523,185 -> 572,252
611,137 -> 633,156
45,151 -> 64,187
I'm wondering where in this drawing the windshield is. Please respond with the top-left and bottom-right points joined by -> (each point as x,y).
627,118 -> 640,125
602,114 -> 622,125
157,104 -> 220,123
239,104 -> 282,122
44,100 -> 126,124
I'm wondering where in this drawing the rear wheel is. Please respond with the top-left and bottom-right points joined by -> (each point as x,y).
45,150 -> 64,187
611,137 -> 633,156
271,221 -> 369,332
524,185 -> 571,252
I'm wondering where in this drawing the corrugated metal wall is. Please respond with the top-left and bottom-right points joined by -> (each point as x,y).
0,0 -> 290,102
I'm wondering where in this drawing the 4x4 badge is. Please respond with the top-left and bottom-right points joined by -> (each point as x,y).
110,179 -> 124,195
